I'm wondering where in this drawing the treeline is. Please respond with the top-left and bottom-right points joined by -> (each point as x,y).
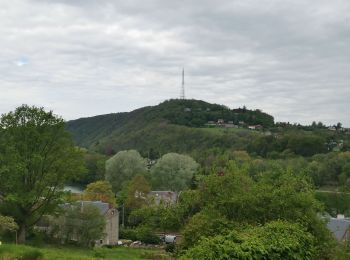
158,99 -> 274,127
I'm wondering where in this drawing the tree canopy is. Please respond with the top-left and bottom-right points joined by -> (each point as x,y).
105,150 -> 147,193
0,105 -> 85,243
150,153 -> 199,191
83,180 -> 116,207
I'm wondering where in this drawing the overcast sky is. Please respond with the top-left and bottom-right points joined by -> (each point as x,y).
1,0 -> 349,125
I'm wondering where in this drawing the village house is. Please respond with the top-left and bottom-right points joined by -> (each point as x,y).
37,201 -> 119,246
79,201 -> 119,246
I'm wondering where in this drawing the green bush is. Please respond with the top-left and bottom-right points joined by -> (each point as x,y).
119,226 -> 160,244
180,221 -> 316,260
119,228 -> 138,241
136,226 -> 161,244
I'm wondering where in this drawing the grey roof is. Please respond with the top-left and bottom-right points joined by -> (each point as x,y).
327,218 -> 350,241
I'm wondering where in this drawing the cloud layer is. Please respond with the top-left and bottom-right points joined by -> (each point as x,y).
1,0 -> 350,125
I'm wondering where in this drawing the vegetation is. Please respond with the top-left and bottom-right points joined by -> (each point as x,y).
150,153 -> 199,191
2,102 -> 350,258
0,244 -> 162,260
181,221 -> 316,260
0,105 -> 85,243
83,180 -> 116,206
50,203 -> 106,247
105,150 -> 147,193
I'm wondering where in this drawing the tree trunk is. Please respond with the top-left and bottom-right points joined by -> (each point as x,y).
18,224 -> 26,244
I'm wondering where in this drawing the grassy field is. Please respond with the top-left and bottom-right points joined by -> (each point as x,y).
0,244 -> 168,260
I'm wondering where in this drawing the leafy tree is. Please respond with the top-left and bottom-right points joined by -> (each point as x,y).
77,151 -> 107,185
180,209 -> 233,249
125,175 -> 151,210
53,203 -> 106,247
0,105 -> 85,243
105,150 -> 147,193
181,221 -> 316,260
83,180 -> 116,206
0,215 -> 18,233
150,153 -> 199,191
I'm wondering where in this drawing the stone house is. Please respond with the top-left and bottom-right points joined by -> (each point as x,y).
37,201 -> 119,246
79,201 -> 119,246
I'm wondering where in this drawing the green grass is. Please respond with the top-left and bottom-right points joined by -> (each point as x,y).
0,243 -> 167,260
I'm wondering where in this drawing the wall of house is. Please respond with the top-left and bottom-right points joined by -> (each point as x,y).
102,209 -> 119,245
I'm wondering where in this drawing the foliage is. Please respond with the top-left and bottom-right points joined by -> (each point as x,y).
120,226 -> 161,244
150,153 -> 199,191
0,243 -> 163,260
180,209 -> 233,250
0,105 -> 86,243
76,151 -> 107,185
51,203 -> 106,247
179,160 -> 334,257
180,221 -> 316,260
0,215 -> 18,233
105,150 -> 147,193
125,175 -> 151,210
83,180 -> 116,206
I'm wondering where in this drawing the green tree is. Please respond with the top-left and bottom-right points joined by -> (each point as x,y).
125,175 -> 151,210
105,150 -> 147,193
0,215 -> 18,233
54,203 -> 106,247
0,105 -> 85,243
150,153 -> 199,191
83,180 -> 116,207
181,221 -> 316,260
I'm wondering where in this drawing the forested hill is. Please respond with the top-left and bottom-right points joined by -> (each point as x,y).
66,99 -> 273,155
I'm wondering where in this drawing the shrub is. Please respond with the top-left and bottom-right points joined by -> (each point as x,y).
119,228 -> 138,241
136,226 -> 161,244
119,226 -> 160,244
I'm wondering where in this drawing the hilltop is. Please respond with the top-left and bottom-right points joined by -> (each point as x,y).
66,99 -> 273,157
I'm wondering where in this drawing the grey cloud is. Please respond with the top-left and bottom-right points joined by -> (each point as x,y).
0,0 -> 349,126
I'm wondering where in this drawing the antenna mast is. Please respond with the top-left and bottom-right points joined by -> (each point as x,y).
180,68 -> 185,99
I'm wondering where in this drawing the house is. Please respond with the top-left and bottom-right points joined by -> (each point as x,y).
148,191 -> 178,206
327,215 -> 350,242
78,201 -> 119,246
37,201 -> 119,246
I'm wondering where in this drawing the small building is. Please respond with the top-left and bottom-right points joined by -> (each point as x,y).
37,201 -> 119,246
327,215 -> 350,242
184,108 -> 191,112
79,201 -> 119,246
148,191 -> 178,206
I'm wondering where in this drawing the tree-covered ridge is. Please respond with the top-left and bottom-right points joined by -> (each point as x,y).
66,99 -> 273,148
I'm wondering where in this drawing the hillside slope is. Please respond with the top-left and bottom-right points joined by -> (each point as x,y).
66,99 -> 272,156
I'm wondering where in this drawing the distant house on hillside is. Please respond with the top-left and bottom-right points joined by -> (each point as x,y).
148,191 -> 178,206
327,215 -> 350,242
